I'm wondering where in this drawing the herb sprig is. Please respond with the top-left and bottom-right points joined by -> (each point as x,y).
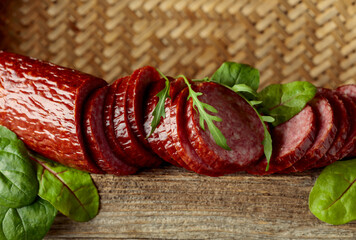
149,69 -> 171,137
177,75 -> 231,150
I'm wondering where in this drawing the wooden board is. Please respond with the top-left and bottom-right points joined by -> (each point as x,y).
45,165 -> 356,239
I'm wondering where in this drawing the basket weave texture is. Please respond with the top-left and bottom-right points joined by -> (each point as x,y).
1,0 -> 356,88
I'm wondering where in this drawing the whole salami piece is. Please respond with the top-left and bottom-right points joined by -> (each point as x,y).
281,96 -> 337,173
246,105 -> 316,175
187,82 -> 264,172
83,86 -> 138,175
0,51 -> 107,172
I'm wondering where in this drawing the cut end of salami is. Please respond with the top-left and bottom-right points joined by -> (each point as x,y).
187,82 -> 264,172
247,105 -> 316,175
282,96 -> 337,173
84,86 -> 138,175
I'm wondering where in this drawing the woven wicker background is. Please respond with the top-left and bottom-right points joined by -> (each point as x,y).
1,0 -> 356,88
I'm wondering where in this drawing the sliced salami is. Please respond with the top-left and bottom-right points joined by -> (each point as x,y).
281,96 -> 337,173
246,105 -> 316,175
187,82 -> 264,172
169,88 -> 226,176
0,51 -> 106,173
323,93 -> 356,162
103,77 -> 130,162
336,84 -> 356,157
307,88 -> 349,169
113,72 -> 161,168
83,86 -> 138,175
160,78 -> 192,169
143,79 -> 177,165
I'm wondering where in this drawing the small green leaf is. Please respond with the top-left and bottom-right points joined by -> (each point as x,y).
178,75 -> 231,151
309,159 -> 356,225
31,153 -> 99,222
250,100 -> 263,106
210,62 -> 259,99
262,126 -> 272,171
0,134 -> 38,208
261,116 -> 275,123
231,84 -> 257,97
149,69 -> 171,136
0,197 -> 57,240
258,81 -> 316,126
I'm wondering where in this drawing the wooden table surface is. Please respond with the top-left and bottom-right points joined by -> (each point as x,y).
44,164 -> 356,239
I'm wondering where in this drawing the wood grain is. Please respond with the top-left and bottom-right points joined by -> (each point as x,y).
45,165 -> 356,239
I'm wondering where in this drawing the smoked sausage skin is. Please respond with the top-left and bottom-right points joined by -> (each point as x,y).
0,51 -> 106,173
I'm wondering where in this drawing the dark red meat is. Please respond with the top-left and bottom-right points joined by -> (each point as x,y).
0,51 -> 106,173
307,88 -> 349,169
83,86 -> 138,175
169,87 -> 229,176
324,93 -> 356,162
187,82 -> 264,172
113,69 -> 161,168
159,78 -> 192,169
246,105 -> 316,175
143,79 -> 177,165
336,84 -> 356,157
281,96 -> 337,173
103,77 -> 130,162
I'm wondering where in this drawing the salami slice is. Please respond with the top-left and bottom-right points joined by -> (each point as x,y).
336,84 -> 356,157
143,79 -> 177,165
246,105 -> 316,175
307,88 -> 349,169
187,82 -> 264,172
0,51 -> 106,173
169,88 -> 226,176
281,96 -> 337,173
103,77 -> 130,162
113,72 -> 161,168
83,86 -> 138,175
160,78 -> 192,169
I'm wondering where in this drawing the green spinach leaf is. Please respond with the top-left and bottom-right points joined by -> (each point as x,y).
258,81 -> 316,126
0,136 -> 38,208
0,126 -> 18,141
309,160 -> 356,225
31,153 -> 99,222
0,197 -> 57,240
210,62 -> 259,99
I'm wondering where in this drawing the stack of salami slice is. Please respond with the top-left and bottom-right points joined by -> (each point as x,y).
0,51 -> 355,176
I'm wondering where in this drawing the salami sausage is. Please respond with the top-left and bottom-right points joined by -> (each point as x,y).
169,88 -> 226,176
83,86 -> 138,175
103,77 -> 130,162
0,51 -> 106,173
307,88 -> 349,169
246,105 -> 316,175
143,80 -> 177,165
159,78 -> 192,169
281,96 -> 337,173
187,82 -> 264,172
336,84 -> 356,157
113,70 -> 161,168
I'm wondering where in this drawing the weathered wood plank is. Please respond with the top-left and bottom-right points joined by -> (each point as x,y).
45,165 -> 356,239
